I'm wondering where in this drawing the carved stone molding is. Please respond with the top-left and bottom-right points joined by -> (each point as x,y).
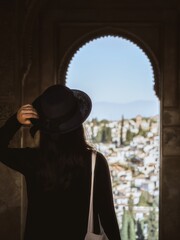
163,110 -> 180,126
163,127 -> 180,156
163,25 -> 178,107
0,9 -> 14,98
57,26 -> 161,99
0,163 -> 21,240
0,103 -> 14,126
21,0 -> 162,100
21,0 -> 49,90
161,157 -> 180,239
0,102 -> 20,147
0,163 -> 21,208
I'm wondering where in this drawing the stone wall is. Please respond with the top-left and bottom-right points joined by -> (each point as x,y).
0,0 -> 180,239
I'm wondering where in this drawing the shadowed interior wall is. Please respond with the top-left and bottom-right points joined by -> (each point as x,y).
0,1 -> 22,239
0,0 -> 180,239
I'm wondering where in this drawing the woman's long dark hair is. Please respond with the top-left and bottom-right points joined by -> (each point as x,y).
37,125 -> 93,191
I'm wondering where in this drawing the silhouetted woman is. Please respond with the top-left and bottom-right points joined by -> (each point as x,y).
0,84 -> 121,240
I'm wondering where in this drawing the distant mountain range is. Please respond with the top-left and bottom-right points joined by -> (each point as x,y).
88,100 -> 159,120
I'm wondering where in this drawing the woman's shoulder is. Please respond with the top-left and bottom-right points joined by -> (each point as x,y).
86,148 -> 108,166
94,150 -> 109,170
96,150 -> 106,161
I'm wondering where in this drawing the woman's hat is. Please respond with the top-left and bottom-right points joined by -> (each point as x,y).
30,84 -> 92,137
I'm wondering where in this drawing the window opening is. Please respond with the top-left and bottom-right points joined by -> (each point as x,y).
66,36 -> 160,240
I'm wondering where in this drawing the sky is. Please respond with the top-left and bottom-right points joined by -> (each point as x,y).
66,36 -> 159,119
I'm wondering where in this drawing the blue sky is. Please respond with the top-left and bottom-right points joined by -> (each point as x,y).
66,36 -> 159,119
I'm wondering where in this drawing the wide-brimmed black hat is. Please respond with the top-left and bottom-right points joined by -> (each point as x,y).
30,84 -> 92,137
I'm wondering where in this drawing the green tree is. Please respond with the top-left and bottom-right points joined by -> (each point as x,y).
95,125 -> 112,143
121,197 -> 136,240
147,206 -> 158,240
100,119 -> 109,124
138,191 -> 153,207
91,118 -> 99,125
120,115 -> 124,146
126,129 -> 136,144
121,208 -> 129,240
128,194 -> 134,214
95,129 -> 102,143
136,220 -> 145,240
138,125 -> 147,137
128,215 -> 136,240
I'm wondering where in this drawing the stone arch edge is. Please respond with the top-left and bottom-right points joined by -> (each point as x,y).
57,27 -> 161,100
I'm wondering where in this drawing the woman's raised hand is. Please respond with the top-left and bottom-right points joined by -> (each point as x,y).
17,104 -> 39,125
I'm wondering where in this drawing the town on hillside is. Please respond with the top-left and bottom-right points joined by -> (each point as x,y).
84,114 -> 160,240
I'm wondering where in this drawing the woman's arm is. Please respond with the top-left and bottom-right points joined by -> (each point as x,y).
0,104 -> 39,148
0,113 -> 22,147
95,152 -> 121,240
0,105 -> 39,174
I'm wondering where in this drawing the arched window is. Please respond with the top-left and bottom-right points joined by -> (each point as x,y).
66,36 -> 160,240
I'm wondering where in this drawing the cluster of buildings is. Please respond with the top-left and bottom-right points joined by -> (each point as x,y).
84,115 -> 159,238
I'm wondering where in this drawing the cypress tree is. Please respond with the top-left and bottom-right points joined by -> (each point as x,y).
136,220 -> 145,240
128,216 -> 136,240
121,207 -> 129,240
147,206 -> 158,240
120,115 -> 124,146
128,195 -> 136,240
121,197 -> 136,240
